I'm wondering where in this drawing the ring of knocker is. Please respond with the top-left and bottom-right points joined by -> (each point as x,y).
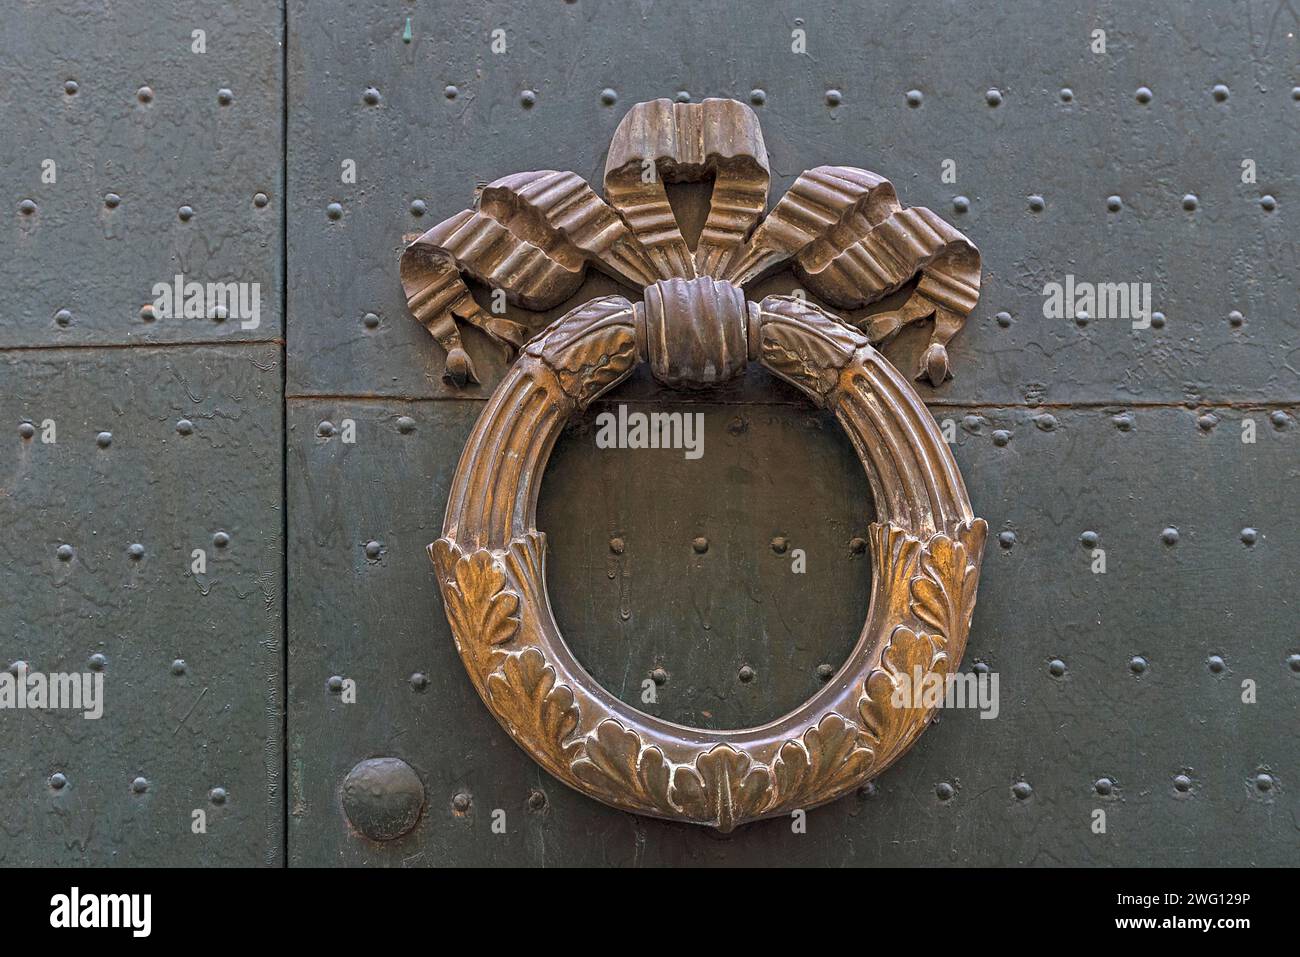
402,98 -> 987,830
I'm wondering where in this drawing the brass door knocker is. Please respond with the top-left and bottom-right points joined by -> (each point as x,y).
402,98 -> 987,831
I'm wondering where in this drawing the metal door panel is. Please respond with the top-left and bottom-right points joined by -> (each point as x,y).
0,344 -> 284,866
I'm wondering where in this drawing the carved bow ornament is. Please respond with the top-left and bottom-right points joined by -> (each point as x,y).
402,98 -> 987,831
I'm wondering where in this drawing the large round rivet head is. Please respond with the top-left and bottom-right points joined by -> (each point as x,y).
342,757 -> 425,841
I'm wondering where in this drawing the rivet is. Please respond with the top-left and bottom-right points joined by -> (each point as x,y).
1075,309 -> 1090,326
650,667 -> 668,686
849,536 -> 868,555
343,757 -> 425,841
18,422 -> 35,439
8,661 -> 28,676
88,653 -> 107,671
1254,772 -> 1274,792
104,192 -> 121,209
1130,655 -> 1149,674
55,309 -> 72,327
816,663 -> 835,682
209,786 -> 227,805
1240,527 -> 1257,546
608,536 -> 625,555
935,781 -> 955,801
1151,311 -> 1166,328
738,665 -> 756,683
175,418 -> 193,435
674,91 -> 690,103
396,415 -> 416,434
998,530 -> 1016,549
364,540 -> 382,559
18,198 -> 37,215
1259,194 -> 1276,211
409,672 -> 429,692
1027,194 -> 1045,212
96,431 -> 112,448
217,88 -> 234,106
985,88 -> 1002,107
57,544 -> 74,562
444,85 -> 458,100
1011,781 -> 1032,800
136,85 -> 154,104
254,191 -> 269,207
178,205 -> 194,222
520,89 -> 537,108
527,788 -> 547,811
962,414 -> 982,433
1293,86 -> 1300,101
64,80 -> 79,96
692,536 -> 708,554
1135,86 -> 1152,104
1059,87 -> 1073,102
362,87 -> 381,106
1079,530 -> 1099,548
995,310 -> 1012,328
1173,774 -> 1192,792
50,772 -> 68,790
1048,658 -> 1066,677
992,429 -> 1011,446
140,304 -> 157,322
131,776 -> 149,794
952,195 -> 970,214
451,791 -> 472,814
1160,526 -> 1179,546
1197,413 -> 1218,431
1269,411 -> 1291,429
171,659 -> 187,676
600,88 -> 618,106
326,202 -> 343,220
327,675 -> 344,693
905,89 -> 923,107
1211,83 -> 1229,102
409,199 -> 427,217
749,88 -> 766,106
1094,777 -> 1114,796
362,312 -> 380,329
1112,412 -> 1135,431
127,543 -> 145,560
1181,193 -> 1198,211
1035,413 -> 1057,431
1207,655 -> 1226,673
1288,653 -> 1300,673
857,782 -> 878,800
1106,195 -> 1123,212
770,535 -> 788,554
317,420 -> 335,437
212,531 -> 230,548
824,88 -> 842,106
1227,309 -> 1244,327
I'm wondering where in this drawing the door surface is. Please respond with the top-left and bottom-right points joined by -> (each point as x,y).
2,0 -> 1296,867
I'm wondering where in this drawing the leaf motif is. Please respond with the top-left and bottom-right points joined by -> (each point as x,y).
770,713 -> 875,812
430,538 -> 520,677
570,719 -> 673,815
487,648 -> 580,765
671,745 -> 772,833
909,519 -> 988,646
870,522 -> 922,622
858,626 -> 949,770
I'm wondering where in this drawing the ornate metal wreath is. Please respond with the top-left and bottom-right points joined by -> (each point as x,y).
401,98 -> 986,831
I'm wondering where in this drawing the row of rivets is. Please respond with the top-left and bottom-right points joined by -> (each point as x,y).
951,193 -> 1276,215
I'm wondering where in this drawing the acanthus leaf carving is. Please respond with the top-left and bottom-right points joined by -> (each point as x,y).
486,647 -> 581,768
429,538 -> 520,678
769,712 -> 875,814
858,626 -> 949,772
570,719 -> 675,817
909,519 -> 988,648
670,745 -> 772,833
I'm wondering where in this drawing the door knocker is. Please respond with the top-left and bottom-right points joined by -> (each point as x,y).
402,98 -> 987,831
